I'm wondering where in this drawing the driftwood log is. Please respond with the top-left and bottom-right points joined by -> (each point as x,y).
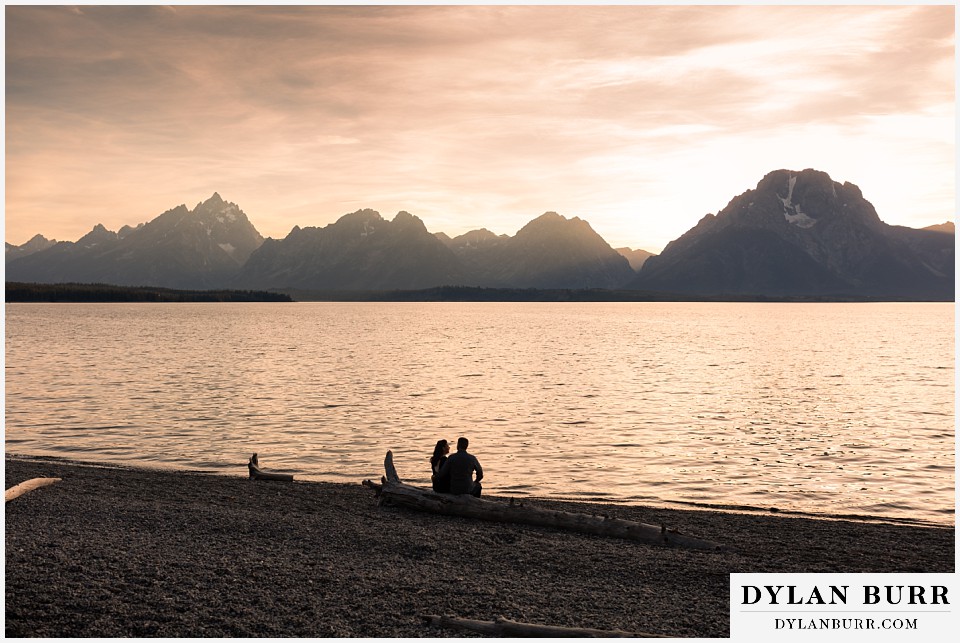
363,451 -> 726,551
421,614 -> 664,638
247,453 -> 294,482
5,477 -> 62,502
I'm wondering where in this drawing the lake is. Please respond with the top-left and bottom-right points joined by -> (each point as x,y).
4,301 -> 954,526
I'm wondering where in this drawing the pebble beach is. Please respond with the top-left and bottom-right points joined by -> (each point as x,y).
4,456 -> 955,638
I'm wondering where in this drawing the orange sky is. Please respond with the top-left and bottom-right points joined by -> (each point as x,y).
4,4 -> 955,253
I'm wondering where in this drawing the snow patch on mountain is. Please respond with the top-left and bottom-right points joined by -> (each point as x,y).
784,204 -> 817,228
216,205 -> 239,224
777,175 -> 798,211
778,174 -> 817,228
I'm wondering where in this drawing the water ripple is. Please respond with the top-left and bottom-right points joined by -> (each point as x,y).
4,301 -> 954,526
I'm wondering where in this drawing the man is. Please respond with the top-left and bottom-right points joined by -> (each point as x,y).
436,437 -> 483,497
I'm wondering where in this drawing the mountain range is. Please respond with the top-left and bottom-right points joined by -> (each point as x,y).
5,169 -> 954,300
5,193 -> 263,289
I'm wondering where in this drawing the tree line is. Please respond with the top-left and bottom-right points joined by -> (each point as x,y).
5,282 -> 293,303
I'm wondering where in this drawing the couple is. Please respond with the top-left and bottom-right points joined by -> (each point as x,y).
430,437 -> 483,497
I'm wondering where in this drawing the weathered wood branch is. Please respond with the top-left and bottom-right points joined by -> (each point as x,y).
421,614 -> 664,638
248,453 -> 294,482
366,451 -> 727,552
5,477 -> 62,502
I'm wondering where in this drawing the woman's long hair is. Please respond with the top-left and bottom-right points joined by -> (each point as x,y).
430,439 -> 449,468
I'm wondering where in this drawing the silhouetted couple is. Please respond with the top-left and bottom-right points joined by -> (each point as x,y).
430,437 -> 483,497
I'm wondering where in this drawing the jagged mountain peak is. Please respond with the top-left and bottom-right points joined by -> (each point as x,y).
758,168 -> 835,192
336,208 -> 384,226
198,192 -> 225,208
77,224 -> 118,248
192,193 -> 246,223
444,228 -> 508,254
527,211 -> 574,225
5,233 -> 57,263
753,168 -> 884,230
536,211 -> 564,220
326,209 -> 387,240
392,210 -> 427,232
347,208 -> 382,218
517,211 -> 594,238
24,233 -> 56,248
452,228 -> 501,244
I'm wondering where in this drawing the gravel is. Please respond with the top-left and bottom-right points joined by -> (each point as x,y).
5,457 -> 954,638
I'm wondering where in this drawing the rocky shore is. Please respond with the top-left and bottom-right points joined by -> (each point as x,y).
5,457 -> 954,638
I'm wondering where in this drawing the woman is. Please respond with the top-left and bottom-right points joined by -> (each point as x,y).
430,439 -> 451,493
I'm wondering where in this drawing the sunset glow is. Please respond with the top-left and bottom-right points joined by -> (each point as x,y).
4,4 -> 955,253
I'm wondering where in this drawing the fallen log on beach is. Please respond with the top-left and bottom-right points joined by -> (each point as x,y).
247,454 -> 294,482
363,451 -> 726,551
5,477 -> 62,502
421,614 -> 664,638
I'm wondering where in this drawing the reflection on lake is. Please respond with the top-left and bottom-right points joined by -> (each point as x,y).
4,302 -> 954,525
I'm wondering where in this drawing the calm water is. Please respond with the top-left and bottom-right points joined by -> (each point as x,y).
4,302 -> 954,526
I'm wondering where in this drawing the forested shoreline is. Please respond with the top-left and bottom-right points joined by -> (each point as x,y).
5,282 -> 292,303
6,281 -> 947,303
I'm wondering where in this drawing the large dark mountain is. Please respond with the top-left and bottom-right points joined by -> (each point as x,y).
630,169 -> 954,299
236,209 -> 467,290
438,212 -> 636,289
5,193 -> 264,289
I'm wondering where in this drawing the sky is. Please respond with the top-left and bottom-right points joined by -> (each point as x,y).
4,4 -> 955,253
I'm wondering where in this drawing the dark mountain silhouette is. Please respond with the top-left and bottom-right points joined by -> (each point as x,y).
239,210 -> 635,290
630,169 -> 954,299
438,213 -> 635,289
6,173 -> 952,299
236,209 -> 467,290
5,193 -> 264,289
